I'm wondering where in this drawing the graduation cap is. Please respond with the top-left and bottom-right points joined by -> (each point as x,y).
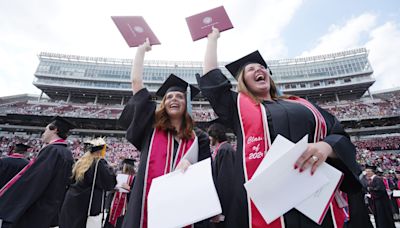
85,138 -> 107,153
156,74 -> 200,115
365,164 -> 377,172
50,116 -> 76,133
122,158 -> 136,166
14,143 -> 31,153
156,74 -> 200,100
395,170 -> 400,174
225,50 -> 272,79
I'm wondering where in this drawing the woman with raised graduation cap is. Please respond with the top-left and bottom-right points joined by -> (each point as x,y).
59,137 -> 116,228
196,27 -> 372,228
118,38 -> 210,228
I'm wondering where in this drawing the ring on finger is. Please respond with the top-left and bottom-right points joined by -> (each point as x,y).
311,155 -> 319,162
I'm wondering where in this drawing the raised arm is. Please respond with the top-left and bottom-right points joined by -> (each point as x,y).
203,27 -> 220,75
131,38 -> 152,94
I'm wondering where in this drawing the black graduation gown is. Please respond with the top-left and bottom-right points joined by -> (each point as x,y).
197,69 -> 369,228
118,88 -> 211,228
0,155 -> 29,189
59,158 -> 117,228
368,176 -> 396,228
211,142 -> 235,228
0,143 -> 74,228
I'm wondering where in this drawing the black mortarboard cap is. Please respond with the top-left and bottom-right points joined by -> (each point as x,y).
365,164 -> 377,171
50,116 -> 76,132
123,158 -> 136,166
156,74 -> 200,100
395,170 -> 400,174
15,143 -> 31,153
225,50 -> 271,79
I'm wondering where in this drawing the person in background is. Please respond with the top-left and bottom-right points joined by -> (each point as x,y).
196,27 -> 371,228
365,164 -> 396,228
105,158 -> 136,228
118,38 -> 210,228
0,143 -> 30,189
59,137 -> 117,228
0,116 -> 75,228
207,121 -> 235,227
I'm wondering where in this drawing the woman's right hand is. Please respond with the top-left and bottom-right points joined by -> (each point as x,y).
208,27 -> 220,41
138,38 -> 152,53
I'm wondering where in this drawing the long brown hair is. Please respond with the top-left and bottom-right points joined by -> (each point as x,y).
154,95 -> 195,140
237,66 -> 294,103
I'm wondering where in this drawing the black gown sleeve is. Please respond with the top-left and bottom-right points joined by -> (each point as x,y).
197,69 -> 237,130
0,147 -> 60,223
194,127 -> 211,161
315,105 -> 362,193
95,159 -> 117,191
118,88 -> 156,151
213,143 -> 235,217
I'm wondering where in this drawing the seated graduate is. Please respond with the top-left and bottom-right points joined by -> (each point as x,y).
196,27 -> 371,228
0,116 -> 75,228
0,143 -> 30,189
118,39 -> 210,228
59,137 -> 117,228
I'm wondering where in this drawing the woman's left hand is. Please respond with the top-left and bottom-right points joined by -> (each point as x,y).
294,141 -> 335,175
176,159 -> 191,173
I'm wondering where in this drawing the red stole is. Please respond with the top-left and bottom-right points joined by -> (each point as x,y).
140,128 -> 196,228
109,175 -> 135,226
237,93 -> 344,227
212,141 -> 227,160
0,139 -> 67,197
8,153 -> 26,159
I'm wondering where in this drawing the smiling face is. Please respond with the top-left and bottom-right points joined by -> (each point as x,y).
241,63 -> 271,100
164,91 -> 186,119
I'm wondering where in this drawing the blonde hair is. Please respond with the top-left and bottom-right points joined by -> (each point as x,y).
72,151 -> 102,182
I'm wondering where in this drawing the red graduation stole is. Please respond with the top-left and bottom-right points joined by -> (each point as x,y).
109,175 -> 135,226
238,93 -> 344,227
0,139 -> 67,197
140,128 -> 196,228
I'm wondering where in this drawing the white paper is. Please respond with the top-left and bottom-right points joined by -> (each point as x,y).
295,163 -> 343,224
394,190 -> 400,197
116,174 -> 129,193
181,136 -> 199,164
148,158 -> 221,228
244,135 -> 329,224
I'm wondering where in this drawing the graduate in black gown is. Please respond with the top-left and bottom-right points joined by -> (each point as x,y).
207,122 -> 235,227
59,137 -> 117,228
196,27 -> 371,228
0,143 -> 30,189
118,39 -> 210,228
0,116 -> 75,228
365,165 -> 396,228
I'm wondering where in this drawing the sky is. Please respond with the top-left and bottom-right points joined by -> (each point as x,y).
0,0 -> 399,97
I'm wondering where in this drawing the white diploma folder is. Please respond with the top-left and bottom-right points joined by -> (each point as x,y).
244,135 -> 329,224
393,190 -> 400,197
295,162 -> 343,224
115,173 -> 129,193
147,158 -> 221,228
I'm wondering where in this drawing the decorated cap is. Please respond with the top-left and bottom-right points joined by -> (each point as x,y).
155,74 -> 200,100
85,137 -> 107,153
225,50 -> 271,79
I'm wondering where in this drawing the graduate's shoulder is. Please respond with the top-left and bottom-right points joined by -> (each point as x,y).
40,143 -> 74,162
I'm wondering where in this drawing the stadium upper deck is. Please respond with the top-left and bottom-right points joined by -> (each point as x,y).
34,48 -> 375,104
